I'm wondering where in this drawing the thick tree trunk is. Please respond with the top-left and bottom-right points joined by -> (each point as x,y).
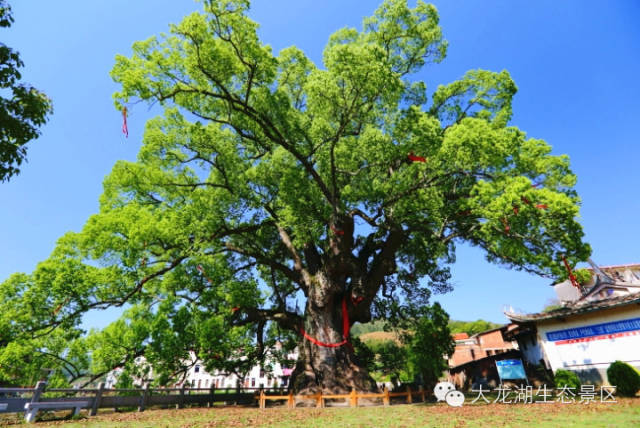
289,294 -> 377,394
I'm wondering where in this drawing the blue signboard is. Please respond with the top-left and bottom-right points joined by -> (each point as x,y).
496,359 -> 527,380
546,317 -> 640,342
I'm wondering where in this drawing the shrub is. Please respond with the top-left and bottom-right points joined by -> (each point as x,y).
574,269 -> 593,285
554,369 -> 581,389
607,361 -> 640,397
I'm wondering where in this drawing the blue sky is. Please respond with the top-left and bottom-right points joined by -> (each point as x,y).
1,1 -> 639,329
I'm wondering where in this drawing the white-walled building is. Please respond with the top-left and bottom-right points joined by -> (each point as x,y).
182,349 -> 297,389
506,262 -> 640,385
105,348 -> 297,389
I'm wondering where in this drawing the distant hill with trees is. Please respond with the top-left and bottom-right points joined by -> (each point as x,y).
352,318 -> 503,338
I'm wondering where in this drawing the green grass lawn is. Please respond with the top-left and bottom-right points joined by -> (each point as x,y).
1,399 -> 638,427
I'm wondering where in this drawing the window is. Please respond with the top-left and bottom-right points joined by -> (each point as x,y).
470,349 -> 475,359
195,365 -> 200,373
259,370 -> 265,378
198,379 -> 202,388
281,377 -> 288,387
251,378 -> 256,387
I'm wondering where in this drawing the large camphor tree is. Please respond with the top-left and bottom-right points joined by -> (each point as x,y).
0,0 -> 589,392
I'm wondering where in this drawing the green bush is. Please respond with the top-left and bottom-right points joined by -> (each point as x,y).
607,361 -> 640,397
554,369 -> 581,389
574,269 -> 593,285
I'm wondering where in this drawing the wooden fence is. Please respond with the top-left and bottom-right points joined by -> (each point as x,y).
0,381 -> 272,418
258,386 -> 425,408
1,382 -> 424,420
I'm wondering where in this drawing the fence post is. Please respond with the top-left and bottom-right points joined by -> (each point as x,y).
259,390 -> 265,409
287,391 -> 294,409
208,384 -> 215,408
31,381 -> 46,403
419,385 -> 425,402
383,387 -> 390,406
406,385 -> 412,404
24,381 -> 47,423
138,383 -> 150,412
177,383 -> 186,409
90,382 -> 105,416
316,390 -> 323,408
349,388 -> 357,408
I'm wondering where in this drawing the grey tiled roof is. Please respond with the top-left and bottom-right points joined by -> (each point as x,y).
505,291 -> 640,323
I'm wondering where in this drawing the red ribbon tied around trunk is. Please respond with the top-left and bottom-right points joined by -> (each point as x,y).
300,295 -> 364,348
330,224 -> 344,236
300,297 -> 350,348
122,107 -> 129,138
407,152 -> 427,163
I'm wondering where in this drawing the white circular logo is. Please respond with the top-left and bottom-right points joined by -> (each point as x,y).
445,390 -> 465,407
433,381 -> 456,402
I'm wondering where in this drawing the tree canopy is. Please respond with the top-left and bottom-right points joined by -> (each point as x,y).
0,0 -> 589,390
0,0 -> 53,182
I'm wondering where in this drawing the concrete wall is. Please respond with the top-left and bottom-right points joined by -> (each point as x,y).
537,305 -> 640,385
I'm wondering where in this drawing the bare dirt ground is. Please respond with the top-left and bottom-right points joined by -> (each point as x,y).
1,397 -> 638,427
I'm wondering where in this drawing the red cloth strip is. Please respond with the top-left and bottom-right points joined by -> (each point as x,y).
122,107 -> 128,138
196,264 -> 213,283
301,297 -> 351,348
301,329 -> 348,348
330,224 -> 344,236
535,204 -> 548,210
407,152 -> 426,163
562,256 -> 580,289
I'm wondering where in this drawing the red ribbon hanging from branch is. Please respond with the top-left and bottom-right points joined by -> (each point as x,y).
562,256 -> 580,289
519,196 -> 547,210
122,107 -> 129,138
141,241 -> 147,268
52,297 -> 71,316
196,264 -> 213,284
407,152 -> 427,163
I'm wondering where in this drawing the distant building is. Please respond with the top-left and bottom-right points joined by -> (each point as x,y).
505,261 -> 640,385
105,347 -> 297,390
448,326 -> 517,368
447,325 -> 518,389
